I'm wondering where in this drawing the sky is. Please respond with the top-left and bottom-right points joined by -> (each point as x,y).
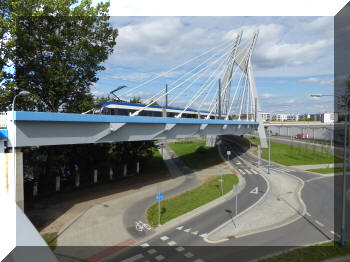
93,16 -> 334,115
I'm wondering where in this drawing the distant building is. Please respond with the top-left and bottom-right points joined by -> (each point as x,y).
274,113 -> 288,121
287,114 -> 299,121
260,113 -> 271,121
309,113 -> 322,121
321,112 -> 338,123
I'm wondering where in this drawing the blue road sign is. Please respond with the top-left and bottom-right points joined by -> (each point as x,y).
156,193 -> 163,201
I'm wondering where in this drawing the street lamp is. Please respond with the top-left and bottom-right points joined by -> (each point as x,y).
12,90 -> 30,203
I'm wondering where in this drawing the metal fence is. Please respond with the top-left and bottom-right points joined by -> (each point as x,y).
0,112 -> 7,128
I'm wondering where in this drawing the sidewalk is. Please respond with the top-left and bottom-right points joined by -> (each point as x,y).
290,163 -> 343,171
206,151 -> 305,243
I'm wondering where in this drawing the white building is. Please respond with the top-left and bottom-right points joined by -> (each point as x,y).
272,113 -> 288,121
260,113 -> 271,121
322,112 -> 338,123
287,114 -> 299,121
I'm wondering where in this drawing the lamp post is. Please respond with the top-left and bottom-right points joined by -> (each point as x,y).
311,93 -> 348,246
12,91 -> 30,203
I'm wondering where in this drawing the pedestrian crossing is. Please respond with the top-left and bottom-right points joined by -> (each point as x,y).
176,225 -> 208,239
238,168 -> 259,175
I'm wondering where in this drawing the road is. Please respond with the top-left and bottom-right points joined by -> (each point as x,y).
105,136 -> 341,262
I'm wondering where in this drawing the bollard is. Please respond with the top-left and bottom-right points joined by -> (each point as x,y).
136,162 -> 140,175
109,168 -> 113,180
93,169 -> 98,184
123,164 -> 127,176
55,176 -> 60,192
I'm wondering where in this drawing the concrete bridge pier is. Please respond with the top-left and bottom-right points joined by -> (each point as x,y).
0,141 -> 24,211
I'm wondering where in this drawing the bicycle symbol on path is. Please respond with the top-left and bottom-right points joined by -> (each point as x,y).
135,221 -> 152,232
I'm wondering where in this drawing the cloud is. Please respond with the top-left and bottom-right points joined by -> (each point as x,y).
300,77 -> 320,84
261,93 -> 279,99
92,91 -> 106,97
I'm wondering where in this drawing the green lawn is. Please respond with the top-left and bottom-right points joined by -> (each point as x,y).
168,141 -> 223,169
259,241 -> 350,262
247,137 -> 342,166
147,174 -> 238,227
144,147 -> 168,175
307,167 -> 344,174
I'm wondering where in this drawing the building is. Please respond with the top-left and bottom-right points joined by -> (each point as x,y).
286,114 -> 299,121
260,113 -> 271,121
321,112 -> 338,123
272,113 -> 288,121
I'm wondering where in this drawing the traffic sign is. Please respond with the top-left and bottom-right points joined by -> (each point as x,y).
227,150 -> 231,156
156,193 -> 163,201
233,184 -> 239,193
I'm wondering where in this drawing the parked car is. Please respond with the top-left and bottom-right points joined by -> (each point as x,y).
295,133 -> 308,139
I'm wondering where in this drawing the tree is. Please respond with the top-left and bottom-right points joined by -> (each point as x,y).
0,0 -> 118,112
130,96 -> 143,104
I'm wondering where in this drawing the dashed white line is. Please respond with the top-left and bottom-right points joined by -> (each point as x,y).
306,212 -> 311,216
331,231 -> 340,237
239,169 -> 246,175
184,228 -> 191,232
155,254 -> 165,261
147,249 -> 157,255
140,243 -> 149,248
192,231 -> 198,235
160,236 -> 169,241
176,246 -> 185,252
168,241 -> 176,246
184,252 -> 194,258
176,226 -> 184,230
236,162 -> 241,165
250,169 -> 258,174
199,233 -> 208,238
120,254 -> 144,262
245,169 -> 252,174
315,220 -> 325,227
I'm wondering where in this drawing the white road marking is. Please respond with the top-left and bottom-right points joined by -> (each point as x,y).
239,169 -> 246,175
250,187 -> 258,194
331,231 -> 340,237
176,246 -> 185,252
306,212 -> 311,216
315,220 -> 324,227
184,228 -> 191,232
160,236 -> 169,241
305,176 -> 328,183
120,254 -> 144,262
176,226 -> 184,230
192,231 -> 198,235
184,252 -> 194,258
245,169 -> 252,174
140,243 -> 149,248
250,169 -> 258,174
168,241 -> 176,246
236,162 -> 241,165
199,233 -> 208,238
147,249 -> 157,255
155,255 -> 165,261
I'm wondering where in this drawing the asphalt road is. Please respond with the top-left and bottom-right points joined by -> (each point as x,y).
107,137 -> 342,262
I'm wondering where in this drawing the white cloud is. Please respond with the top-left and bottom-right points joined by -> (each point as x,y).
92,91 -> 106,97
300,77 -> 320,84
261,93 -> 279,99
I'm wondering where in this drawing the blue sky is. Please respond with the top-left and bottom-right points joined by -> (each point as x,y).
93,16 -> 334,114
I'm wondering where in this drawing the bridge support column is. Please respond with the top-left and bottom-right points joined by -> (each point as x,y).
33,181 -> 38,197
109,168 -> 113,180
123,164 -> 127,176
93,169 -> 98,184
56,176 -> 60,192
75,172 -> 80,188
136,162 -> 140,175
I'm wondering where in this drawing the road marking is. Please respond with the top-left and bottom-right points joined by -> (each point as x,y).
176,226 -> 184,230
140,243 -> 149,248
120,254 -> 144,262
168,241 -> 176,246
194,259 -> 205,262
199,233 -> 208,238
250,169 -> 258,174
184,228 -> 191,232
176,246 -> 185,252
306,211 -> 311,216
245,169 -> 252,174
184,252 -> 194,258
331,231 -> 340,237
155,255 -> 165,261
192,231 -> 198,235
238,169 -> 246,175
236,162 -> 241,165
160,236 -> 169,241
250,187 -> 258,194
147,249 -> 157,255
315,220 -> 324,227
305,176 -> 328,183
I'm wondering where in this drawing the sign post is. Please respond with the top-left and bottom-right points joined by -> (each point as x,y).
219,166 -> 223,196
156,186 -> 163,226
226,150 -> 231,162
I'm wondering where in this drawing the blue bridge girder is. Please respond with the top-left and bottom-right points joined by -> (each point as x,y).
4,111 -> 259,147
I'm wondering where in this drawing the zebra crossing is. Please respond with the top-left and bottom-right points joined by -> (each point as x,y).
237,168 -> 259,175
176,225 -> 208,239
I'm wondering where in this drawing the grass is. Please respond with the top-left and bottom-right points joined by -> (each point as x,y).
259,241 -> 350,262
247,137 -> 342,166
144,147 -> 168,175
146,174 -> 238,227
307,167 -> 344,174
41,232 -> 57,250
168,141 -> 223,169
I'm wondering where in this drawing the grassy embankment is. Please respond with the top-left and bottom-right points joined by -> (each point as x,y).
147,174 -> 238,227
247,136 -> 342,166
259,241 -> 350,262
307,167 -> 344,174
167,141 -> 223,169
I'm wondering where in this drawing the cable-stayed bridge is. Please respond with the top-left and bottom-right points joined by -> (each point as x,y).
1,30 -> 267,149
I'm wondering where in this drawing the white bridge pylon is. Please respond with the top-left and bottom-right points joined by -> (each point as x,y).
121,30 -> 267,147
